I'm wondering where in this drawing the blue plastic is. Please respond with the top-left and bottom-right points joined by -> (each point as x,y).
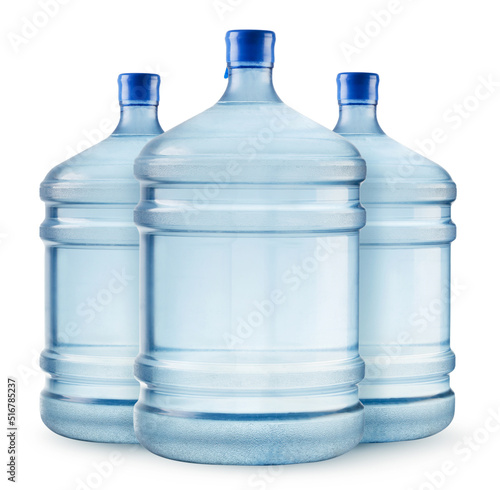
337,72 -> 379,105
226,29 -> 275,65
39,74 -> 163,443
334,73 -> 456,443
118,73 -> 160,105
133,32 -> 366,465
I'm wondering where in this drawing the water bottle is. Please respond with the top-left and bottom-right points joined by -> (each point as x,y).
334,73 -> 456,442
133,30 -> 366,465
40,73 -> 163,443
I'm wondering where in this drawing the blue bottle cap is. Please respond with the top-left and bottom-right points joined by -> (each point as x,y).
225,30 -> 276,66
337,72 -> 379,105
118,73 -> 160,106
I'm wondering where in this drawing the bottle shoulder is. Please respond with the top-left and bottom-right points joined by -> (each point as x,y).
136,102 -> 365,185
42,134 -> 157,183
41,134 -> 158,204
140,102 -> 362,160
340,133 -> 454,183
338,133 -> 456,203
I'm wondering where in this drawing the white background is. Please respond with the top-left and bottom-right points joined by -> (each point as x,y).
2,0 -> 499,489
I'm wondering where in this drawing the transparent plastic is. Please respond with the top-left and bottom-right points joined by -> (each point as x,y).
334,99 -> 456,443
133,54 -> 366,464
39,84 -> 163,443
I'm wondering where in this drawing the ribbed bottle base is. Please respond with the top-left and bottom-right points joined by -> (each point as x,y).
40,392 -> 138,444
134,402 -> 364,465
361,390 -> 455,443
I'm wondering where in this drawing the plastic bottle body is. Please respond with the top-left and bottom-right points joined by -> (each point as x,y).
39,77 -> 163,443
334,77 -> 456,443
134,34 -> 366,464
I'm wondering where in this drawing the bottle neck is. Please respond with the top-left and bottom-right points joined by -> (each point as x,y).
333,104 -> 384,135
112,105 -> 163,135
219,67 -> 281,103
